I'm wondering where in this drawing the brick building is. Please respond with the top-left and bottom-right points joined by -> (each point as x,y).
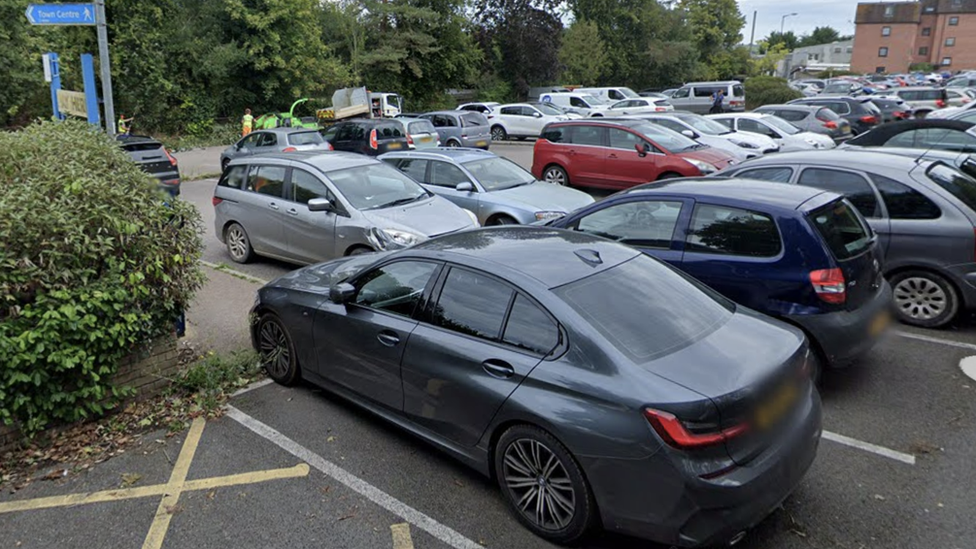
852,0 -> 976,73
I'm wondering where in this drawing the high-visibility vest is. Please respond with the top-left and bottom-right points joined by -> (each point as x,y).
242,114 -> 254,129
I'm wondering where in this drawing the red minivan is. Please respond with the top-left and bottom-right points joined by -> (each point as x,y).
532,119 -> 738,190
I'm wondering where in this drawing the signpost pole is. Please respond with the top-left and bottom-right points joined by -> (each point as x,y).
49,52 -> 64,121
81,54 -> 101,126
94,0 -> 115,136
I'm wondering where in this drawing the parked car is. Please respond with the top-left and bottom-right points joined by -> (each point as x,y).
845,147 -> 976,179
844,119 -> 976,154
753,104 -> 854,143
720,149 -> 976,327
605,97 -> 675,115
527,86 -> 570,101
490,103 -> 569,141
821,80 -> 864,96
928,99 -> 976,119
575,86 -> 642,102
539,92 -> 610,117
945,75 -> 976,89
865,96 -> 913,124
538,101 -> 585,119
321,119 -> 408,156
548,178 -> 891,369
221,127 -> 332,169
380,148 -> 593,225
708,113 -> 836,151
668,81 -> 746,114
118,135 -> 181,196
787,96 -> 882,135
796,79 -> 827,92
633,112 -> 776,159
890,87 -> 949,118
394,117 -> 440,150
458,102 -> 501,115
532,119 -> 738,189
419,111 -> 492,149
638,91 -> 670,99
213,152 -> 478,265
251,225 -> 822,547
947,88 -> 976,107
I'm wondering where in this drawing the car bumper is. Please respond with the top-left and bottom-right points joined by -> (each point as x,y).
581,387 -> 822,547
158,179 -> 181,197
462,137 -> 491,150
786,280 -> 892,366
945,262 -> 976,308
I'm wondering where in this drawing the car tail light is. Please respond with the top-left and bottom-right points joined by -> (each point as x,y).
369,129 -> 378,150
655,107 -> 666,112
212,196 -> 223,206
860,115 -> 878,124
282,146 -> 297,152
936,99 -> 946,108
963,98 -> 972,104
406,133 -> 415,146
324,141 -> 334,151
164,148 -> 178,167
643,409 -> 748,449
823,121 -> 838,129
809,268 -> 846,304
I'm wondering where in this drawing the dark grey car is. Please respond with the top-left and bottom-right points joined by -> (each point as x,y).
220,128 -> 332,170
419,110 -> 492,149
251,227 -> 821,547
721,149 -> 976,327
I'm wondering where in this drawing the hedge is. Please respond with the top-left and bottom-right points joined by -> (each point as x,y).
745,76 -> 804,110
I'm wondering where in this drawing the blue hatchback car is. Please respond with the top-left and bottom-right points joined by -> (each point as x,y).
548,178 -> 893,373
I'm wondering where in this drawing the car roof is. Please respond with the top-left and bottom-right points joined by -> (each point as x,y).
410,227 -> 641,288
683,80 -> 741,85
756,104 -> 818,112
499,103 -> 534,108
395,117 -> 428,124
423,110 -> 466,116
379,148 -> 497,163
736,148 -> 935,170
709,112 -> 767,119
336,118 -> 401,126
241,151 -> 378,171
624,177 -> 830,211
258,127 -> 320,134
116,134 -> 161,145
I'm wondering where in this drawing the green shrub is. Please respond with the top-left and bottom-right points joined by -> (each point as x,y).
0,120 -> 204,435
909,62 -> 936,73
173,350 -> 261,412
745,76 -> 803,110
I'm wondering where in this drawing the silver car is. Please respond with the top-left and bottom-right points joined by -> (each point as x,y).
379,148 -> 594,225
419,110 -> 492,149
213,152 -> 478,265
220,128 -> 332,171
395,117 -> 440,150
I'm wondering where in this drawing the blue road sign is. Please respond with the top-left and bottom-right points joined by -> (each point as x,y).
25,3 -> 96,26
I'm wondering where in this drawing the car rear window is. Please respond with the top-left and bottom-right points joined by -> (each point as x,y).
375,124 -> 405,138
926,163 -> 976,214
769,109 -> 807,122
408,120 -> 436,134
554,255 -> 733,362
808,200 -> 874,261
817,108 -> 841,121
121,142 -> 162,152
732,85 -> 744,97
461,112 -> 489,127
288,131 -> 324,146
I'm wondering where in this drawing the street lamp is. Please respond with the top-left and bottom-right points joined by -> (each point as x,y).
781,12 -> 798,33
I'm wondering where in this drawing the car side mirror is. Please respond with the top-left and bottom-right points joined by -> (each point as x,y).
681,129 -> 698,139
308,197 -> 334,212
635,143 -> 649,157
329,282 -> 356,304
455,181 -> 474,192
533,112 -> 543,118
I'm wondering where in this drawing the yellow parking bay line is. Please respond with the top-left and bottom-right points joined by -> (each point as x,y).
0,484 -> 169,514
391,523 -> 415,549
142,416 -> 206,549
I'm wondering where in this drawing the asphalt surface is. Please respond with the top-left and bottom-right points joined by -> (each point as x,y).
3,143 -> 975,549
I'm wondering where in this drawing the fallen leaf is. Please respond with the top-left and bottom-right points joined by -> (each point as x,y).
207,490 -> 216,500
937,502 -> 945,508
873,494 -> 886,501
120,473 -> 142,488
327,436 -> 336,442
454,479 -> 464,488
165,504 -> 183,515
41,469 -> 67,481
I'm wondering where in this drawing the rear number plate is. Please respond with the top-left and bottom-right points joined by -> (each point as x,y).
870,311 -> 890,337
387,143 -> 403,150
476,140 -> 488,147
756,382 -> 798,430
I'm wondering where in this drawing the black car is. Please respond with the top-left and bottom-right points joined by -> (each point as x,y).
322,119 -> 410,156
867,96 -> 913,124
117,135 -> 181,196
844,119 -> 976,154
789,96 -> 882,135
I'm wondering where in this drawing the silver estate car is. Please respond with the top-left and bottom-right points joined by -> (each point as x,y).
213,152 -> 478,265
379,148 -> 594,225
220,127 -> 332,171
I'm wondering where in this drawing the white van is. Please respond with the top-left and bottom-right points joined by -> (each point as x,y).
539,92 -> 610,117
575,87 -> 641,102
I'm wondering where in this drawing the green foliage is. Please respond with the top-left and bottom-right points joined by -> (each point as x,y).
173,350 -> 261,412
0,0 -> 50,127
158,123 -> 241,152
760,31 -> 799,53
744,76 -> 803,110
910,62 -> 937,73
679,0 -> 745,79
751,43 -> 790,76
0,120 -> 204,435
798,26 -> 841,48
559,21 -> 608,87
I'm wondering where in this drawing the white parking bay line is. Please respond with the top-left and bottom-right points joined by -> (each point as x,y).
894,330 -> 976,352
822,430 -> 916,465
225,406 -> 484,549
231,378 -> 274,398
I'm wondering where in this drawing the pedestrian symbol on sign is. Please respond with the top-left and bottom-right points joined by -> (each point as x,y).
83,6 -> 92,20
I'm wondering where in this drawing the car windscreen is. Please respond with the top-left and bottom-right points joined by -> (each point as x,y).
629,122 -> 700,151
288,131 -> 324,146
678,114 -> 732,135
580,94 -> 606,105
408,120 -> 436,134
619,87 -> 640,98
326,163 -> 431,211
462,157 -> 535,191
762,115 -> 800,135
807,199 -> 874,261
927,162 -> 976,214
461,112 -> 489,127
534,103 -> 564,116
554,255 -> 734,362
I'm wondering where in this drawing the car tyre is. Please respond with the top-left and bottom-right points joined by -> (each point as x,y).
494,425 -> 597,544
348,246 -> 375,256
225,222 -> 254,264
890,270 -> 959,328
446,139 -> 461,148
257,313 -> 301,386
491,126 -> 508,141
657,172 -> 681,181
543,165 -> 569,187
488,215 -> 518,226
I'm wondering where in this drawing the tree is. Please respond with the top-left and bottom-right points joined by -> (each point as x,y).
0,0 -> 51,127
678,0 -> 745,77
751,42 -> 790,76
558,20 -> 607,86
798,26 -> 841,47
760,31 -> 799,53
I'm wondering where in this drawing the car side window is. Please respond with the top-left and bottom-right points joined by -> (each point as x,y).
686,204 -> 782,257
569,125 -> 605,147
569,97 -> 587,108
246,165 -> 287,198
575,200 -> 683,249
736,167 -> 794,183
542,126 -> 566,143
959,112 -> 976,124
712,118 -> 734,130
870,174 -> 941,220
257,133 -> 277,147
432,268 -> 513,341
429,161 -> 470,188
652,118 -> 687,134
395,159 -> 429,183
797,168 -> 881,218
354,261 -> 440,317
887,128 -> 976,152
737,119 -> 777,138
500,106 -> 519,116
333,125 -> 353,141
774,110 -> 806,122
672,87 -> 691,99
219,164 -> 248,189
608,128 -> 646,150
291,168 -> 335,205
239,133 -> 261,149
502,294 -> 559,355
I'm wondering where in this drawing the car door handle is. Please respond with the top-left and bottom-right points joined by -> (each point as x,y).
482,359 -> 515,379
608,153 -> 618,159
286,208 -> 298,216
268,202 -> 279,210
377,331 -> 400,347
568,149 -> 577,156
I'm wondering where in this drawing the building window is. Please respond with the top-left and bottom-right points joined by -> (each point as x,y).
943,57 -> 952,66
879,47 -> 889,57
847,46 -> 853,53
919,46 -> 929,56
884,5 -> 895,17
946,37 -> 956,47
882,26 -> 891,36
876,66 -> 886,73
834,47 -> 842,53
949,16 -> 959,26
922,27 -> 931,36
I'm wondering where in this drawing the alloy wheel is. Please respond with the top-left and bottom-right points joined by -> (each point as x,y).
544,168 -> 566,186
227,225 -> 249,261
894,276 -> 947,321
502,439 -> 576,531
259,319 -> 291,379
491,127 -> 507,141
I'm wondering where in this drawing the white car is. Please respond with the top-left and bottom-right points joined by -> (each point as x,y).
489,102 -> 569,141
539,92 -> 610,117
707,113 -> 836,152
458,102 -> 501,115
633,112 -> 778,159
605,97 -> 674,115
928,100 -> 976,119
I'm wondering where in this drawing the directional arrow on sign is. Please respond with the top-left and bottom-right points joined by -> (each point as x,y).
25,3 -> 96,26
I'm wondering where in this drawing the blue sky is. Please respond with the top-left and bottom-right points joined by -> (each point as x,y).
737,0 -> 860,43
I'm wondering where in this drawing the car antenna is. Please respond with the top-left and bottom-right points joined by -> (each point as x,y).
574,249 -> 603,266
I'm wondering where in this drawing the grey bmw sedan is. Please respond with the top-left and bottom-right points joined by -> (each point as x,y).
251,227 -> 822,547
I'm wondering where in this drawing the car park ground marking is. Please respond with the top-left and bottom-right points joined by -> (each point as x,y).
959,356 -> 976,382
821,430 -> 916,465
231,378 -> 274,397
391,523 -> 416,549
0,418 -> 310,546
200,260 -> 270,285
226,406 -> 485,549
894,330 -> 976,352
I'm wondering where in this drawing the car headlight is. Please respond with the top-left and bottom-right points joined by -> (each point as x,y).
367,227 -> 425,251
534,211 -> 565,221
687,158 -> 716,174
462,208 -> 480,227
731,140 -> 758,149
